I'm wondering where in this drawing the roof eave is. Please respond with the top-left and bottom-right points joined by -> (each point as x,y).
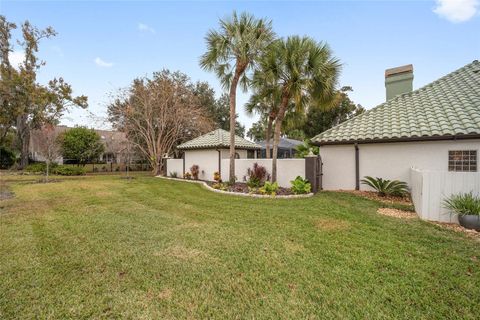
313,133 -> 480,146
177,145 -> 261,151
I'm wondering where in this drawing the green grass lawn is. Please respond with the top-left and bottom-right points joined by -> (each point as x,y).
0,174 -> 479,319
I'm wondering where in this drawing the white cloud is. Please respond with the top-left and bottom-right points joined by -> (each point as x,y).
9,51 -> 25,69
434,0 -> 479,23
138,22 -> 155,34
94,57 -> 113,68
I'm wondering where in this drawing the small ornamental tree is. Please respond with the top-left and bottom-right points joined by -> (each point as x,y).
61,127 -> 104,165
36,124 -> 61,181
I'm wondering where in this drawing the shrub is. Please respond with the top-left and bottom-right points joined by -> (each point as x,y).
259,181 -> 279,196
443,192 -> 480,216
184,172 -> 192,179
52,165 -> 86,176
0,146 -> 16,169
361,176 -> 408,197
190,165 -> 200,180
246,163 -> 269,188
170,171 -> 178,178
213,171 -> 221,182
25,162 -> 58,173
212,182 -> 228,191
290,176 -> 311,194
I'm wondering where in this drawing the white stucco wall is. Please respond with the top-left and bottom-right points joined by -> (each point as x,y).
319,145 -> 356,190
166,149 -> 251,181
320,139 -> 480,190
220,149 -> 248,159
166,159 -> 183,177
220,159 -> 305,188
184,149 -> 219,181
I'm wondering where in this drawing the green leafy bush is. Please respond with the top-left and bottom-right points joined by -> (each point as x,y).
169,172 -> 178,178
52,165 -> 86,176
259,181 -> 279,196
295,139 -> 319,158
0,146 -> 16,169
25,162 -> 58,173
212,182 -> 228,191
246,163 -> 269,188
290,176 -> 311,194
443,192 -> 480,216
361,176 -> 408,197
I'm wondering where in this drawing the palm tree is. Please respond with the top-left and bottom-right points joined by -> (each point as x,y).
253,36 -> 341,182
200,11 -> 274,183
244,87 -> 280,158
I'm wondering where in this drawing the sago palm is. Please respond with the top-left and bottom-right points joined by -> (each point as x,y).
253,36 -> 340,182
200,11 -> 274,183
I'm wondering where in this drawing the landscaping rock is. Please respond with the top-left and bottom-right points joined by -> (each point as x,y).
377,208 -> 417,219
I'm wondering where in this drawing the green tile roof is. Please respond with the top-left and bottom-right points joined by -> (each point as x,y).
177,129 -> 261,150
313,60 -> 480,145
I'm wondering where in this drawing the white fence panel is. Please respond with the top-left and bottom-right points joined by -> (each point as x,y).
410,167 -> 480,223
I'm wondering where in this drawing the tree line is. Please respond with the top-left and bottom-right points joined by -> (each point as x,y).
0,16 -> 244,173
0,16 -> 88,169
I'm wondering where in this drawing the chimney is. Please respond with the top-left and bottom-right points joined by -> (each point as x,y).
385,64 -> 413,101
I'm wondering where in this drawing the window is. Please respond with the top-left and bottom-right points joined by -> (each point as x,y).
448,150 -> 477,172
234,152 -> 240,159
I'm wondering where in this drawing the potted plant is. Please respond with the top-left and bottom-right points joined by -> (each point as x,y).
443,192 -> 480,231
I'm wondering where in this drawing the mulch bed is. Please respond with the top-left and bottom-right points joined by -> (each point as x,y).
343,190 -> 413,206
0,181 -> 14,200
206,182 -> 295,196
0,189 -> 14,200
431,222 -> 480,240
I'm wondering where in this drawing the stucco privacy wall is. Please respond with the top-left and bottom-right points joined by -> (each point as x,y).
320,139 -> 480,190
183,150 -> 219,181
166,149 -> 249,180
220,159 -> 305,188
166,159 -> 183,176
410,168 -> 480,223
319,145 -> 356,190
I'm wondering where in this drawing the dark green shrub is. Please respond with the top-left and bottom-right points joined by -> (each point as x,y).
361,176 -> 408,197
52,165 -> 86,176
0,146 -> 16,169
443,192 -> 480,216
25,162 -> 59,174
290,176 -> 311,194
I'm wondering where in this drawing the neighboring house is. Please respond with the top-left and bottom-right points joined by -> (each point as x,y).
29,125 -> 132,164
257,137 -> 303,158
313,61 -> 480,190
168,129 -> 260,180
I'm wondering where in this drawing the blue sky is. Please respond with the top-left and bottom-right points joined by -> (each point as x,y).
2,0 -> 479,131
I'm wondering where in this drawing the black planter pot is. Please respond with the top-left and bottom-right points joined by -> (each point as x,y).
458,215 -> 480,231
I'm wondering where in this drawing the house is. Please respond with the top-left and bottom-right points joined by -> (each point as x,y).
29,125 -> 132,164
257,137 -> 303,158
313,61 -> 480,190
169,129 -> 261,180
